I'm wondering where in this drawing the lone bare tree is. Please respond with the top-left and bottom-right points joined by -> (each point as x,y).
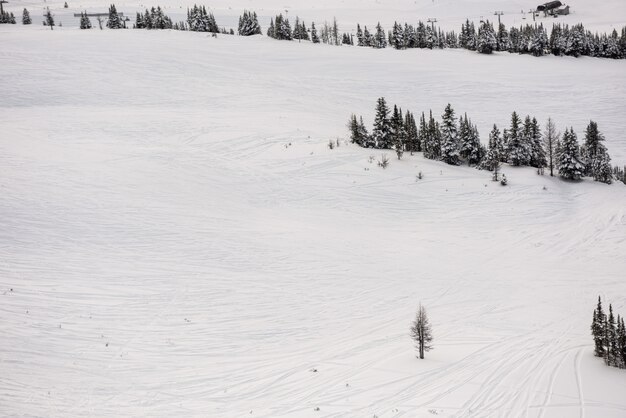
410,303 -> 433,359
543,118 -> 560,177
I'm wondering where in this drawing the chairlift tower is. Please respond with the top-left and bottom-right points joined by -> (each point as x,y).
494,11 -> 504,27
0,0 -> 8,16
427,18 -> 437,32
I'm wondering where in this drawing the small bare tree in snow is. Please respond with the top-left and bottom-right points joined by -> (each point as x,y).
410,303 -> 433,359
378,153 -> 390,169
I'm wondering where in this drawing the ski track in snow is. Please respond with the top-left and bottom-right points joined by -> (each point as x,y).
1,19 -> 626,418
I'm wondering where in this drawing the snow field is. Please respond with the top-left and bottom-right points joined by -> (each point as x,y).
1,25 -> 626,417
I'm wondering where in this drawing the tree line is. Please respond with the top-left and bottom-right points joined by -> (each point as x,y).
14,5 -> 626,60
348,98 -> 621,184
591,296 -> 626,369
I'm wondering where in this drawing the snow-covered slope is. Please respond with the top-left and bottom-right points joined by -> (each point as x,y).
1,21 -> 626,418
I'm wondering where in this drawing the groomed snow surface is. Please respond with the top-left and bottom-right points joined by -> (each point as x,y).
1,23 -> 626,418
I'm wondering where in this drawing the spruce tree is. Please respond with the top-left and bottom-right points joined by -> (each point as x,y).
80,11 -> 92,29
506,112 -> 527,166
581,121 -> 612,184
477,20 -> 497,54
404,111 -> 419,153
374,22 -> 387,49
592,296 -> 606,358
440,104 -> 460,165
22,8 -> 31,25
481,124 -> 502,171
557,127 -> 584,180
372,97 -> 391,149
390,105 -> 406,158
107,4 -> 122,29
311,22 -> 319,43
530,117 -> 547,169
607,305 -> 618,366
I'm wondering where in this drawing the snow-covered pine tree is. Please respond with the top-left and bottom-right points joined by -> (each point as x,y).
107,4 -> 122,29
607,305 -> 618,366
506,112 -> 528,166
529,117 -> 547,169
477,20 -> 497,54
374,22 -> 387,48
357,116 -> 372,148
134,12 -> 144,29
404,111 -> 419,153
481,124 -> 502,171
558,127 -> 584,180
238,10 -> 261,36
530,24 -> 549,56
410,304 -> 433,360
363,26 -> 373,47
80,11 -> 92,29
459,114 -> 482,165
581,121 -> 609,177
566,24 -> 585,57
424,26 -> 436,49
418,112 -> 428,155
390,105 -> 406,158
592,296 -> 607,358
440,104 -> 460,165
311,22 -> 319,43
356,24 -> 364,46
372,97 -> 391,149
468,123 -> 484,166
22,8 -> 31,25
392,22 -> 405,49
617,316 -> 626,368
496,23 -> 510,51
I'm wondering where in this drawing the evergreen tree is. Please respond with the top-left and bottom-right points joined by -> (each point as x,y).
477,20 -> 497,54
607,305 -> 618,366
496,23 -> 510,51
372,97 -> 391,149
22,8 -> 31,25
390,105 -> 406,158
558,127 -> 584,180
481,124 -> 503,171
530,24 -> 549,56
581,121 -> 609,177
529,117 -> 547,169
506,112 -> 527,166
592,296 -> 606,358
404,111 -> 419,153
440,104 -> 460,165
356,24 -> 364,46
392,21 -> 405,49
238,10 -> 261,36
418,112 -> 428,155
566,24 -> 585,57
311,22 -> 319,43
80,11 -> 92,29
107,4 -> 122,29
374,22 -> 387,49
410,304 -> 433,360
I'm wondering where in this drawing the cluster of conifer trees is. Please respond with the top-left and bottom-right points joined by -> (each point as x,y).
591,297 -> 626,369
238,10 -> 261,36
362,19 -> 626,59
186,5 -> 218,32
349,98 -> 617,184
0,10 -> 16,24
134,7 -> 174,30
